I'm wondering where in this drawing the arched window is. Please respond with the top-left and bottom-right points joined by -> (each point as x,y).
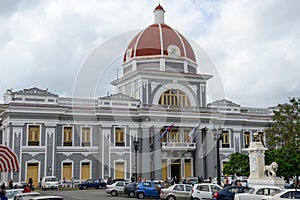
158,89 -> 190,106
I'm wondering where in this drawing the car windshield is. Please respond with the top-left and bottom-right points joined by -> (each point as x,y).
46,178 -> 57,181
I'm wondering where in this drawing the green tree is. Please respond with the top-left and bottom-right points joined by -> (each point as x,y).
266,97 -> 300,148
223,153 -> 250,177
265,146 -> 300,179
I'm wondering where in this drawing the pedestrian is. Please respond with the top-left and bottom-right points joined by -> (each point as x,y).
22,184 -> 31,193
71,178 -> 74,188
8,179 -> 13,189
28,178 -> 34,191
0,184 -> 7,200
137,175 -> 142,182
131,176 -> 135,182
62,177 -> 67,188
155,181 -> 162,200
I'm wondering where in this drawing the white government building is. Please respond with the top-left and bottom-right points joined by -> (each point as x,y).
0,4 -> 274,187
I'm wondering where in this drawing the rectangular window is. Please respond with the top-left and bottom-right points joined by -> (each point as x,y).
63,127 -> 73,146
222,130 -> 230,148
82,127 -> 91,146
244,132 -> 250,148
115,127 -> 125,146
170,128 -> 180,142
28,125 -> 40,146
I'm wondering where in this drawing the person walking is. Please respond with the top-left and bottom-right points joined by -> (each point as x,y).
8,179 -> 13,189
155,181 -> 162,200
0,184 -> 7,200
70,178 -> 74,188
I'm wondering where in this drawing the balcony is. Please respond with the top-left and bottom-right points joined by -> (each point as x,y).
161,142 -> 196,151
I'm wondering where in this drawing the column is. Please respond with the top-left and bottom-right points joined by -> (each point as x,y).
45,126 -> 56,176
153,127 -> 162,180
140,126 -> 151,179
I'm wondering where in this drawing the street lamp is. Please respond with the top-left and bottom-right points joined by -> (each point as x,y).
213,126 -> 223,186
133,140 -> 139,182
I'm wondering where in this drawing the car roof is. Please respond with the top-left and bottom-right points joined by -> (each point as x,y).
16,192 -> 40,196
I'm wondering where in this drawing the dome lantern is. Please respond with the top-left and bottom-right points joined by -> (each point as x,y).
153,4 -> 165,24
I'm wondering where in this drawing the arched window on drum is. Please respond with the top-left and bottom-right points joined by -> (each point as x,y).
158,89 -> 190,106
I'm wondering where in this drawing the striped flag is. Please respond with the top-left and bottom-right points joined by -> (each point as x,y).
188,124 -> 200,143
158,124 -> 174,141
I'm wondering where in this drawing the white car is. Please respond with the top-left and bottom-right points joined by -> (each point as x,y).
29,196 -> 63,200
190,183 -> 222,200
41,176 -> 59,190
262,189 -> 300,200
160,184 -> 192,200
5,189 -> 23,200
106,181 -> 127,196
14,192 -> 41,200
234,185 -> 282,200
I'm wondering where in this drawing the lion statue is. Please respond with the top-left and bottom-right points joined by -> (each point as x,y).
263,162 -> 278,177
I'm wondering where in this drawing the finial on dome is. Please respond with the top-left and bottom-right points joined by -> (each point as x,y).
153,4 -> 165,24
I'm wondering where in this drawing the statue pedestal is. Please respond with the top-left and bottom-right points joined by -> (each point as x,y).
245,139 -> 285,189
248,177 -> 285,188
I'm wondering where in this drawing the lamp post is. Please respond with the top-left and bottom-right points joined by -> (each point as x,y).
213,127 -> 223,186
133,140 -> 139,182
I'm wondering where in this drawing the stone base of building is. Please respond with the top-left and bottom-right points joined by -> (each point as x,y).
248,177 -> 285,189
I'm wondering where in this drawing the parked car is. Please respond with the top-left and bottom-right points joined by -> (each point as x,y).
79,178 -> 106,189
213,186 -> 252,200
29,196 -> 63,200
160,184 -> 192,200
262,189 -> 300,200
135,181 -> 161,199
14,192 -> 40,200
106,181 -> 127,196
234,185 -> 282,200
41,176 -> 59,190
5,189 -> 23,200
124,182 -> 138,198
190,183 -> 222,200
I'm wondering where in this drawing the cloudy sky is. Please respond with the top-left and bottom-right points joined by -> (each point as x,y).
0,0 -> 299,108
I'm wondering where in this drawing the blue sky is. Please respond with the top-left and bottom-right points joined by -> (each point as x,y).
0,0 -> 299,107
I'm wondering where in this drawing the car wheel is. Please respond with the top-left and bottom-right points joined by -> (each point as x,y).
111,190 -> 118,196
128,191 -> 135,198
137,192 -> 145,199
167,195 -> 176,200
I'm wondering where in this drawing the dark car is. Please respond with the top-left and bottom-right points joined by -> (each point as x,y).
79,178 -> 106,189
124,182 -> 138,198
213,186 -> 251,200
136,181 -> 162,199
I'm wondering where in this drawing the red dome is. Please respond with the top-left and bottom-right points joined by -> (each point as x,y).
123,5 -> 196,63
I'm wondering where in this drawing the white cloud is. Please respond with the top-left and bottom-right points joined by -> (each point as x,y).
0,0 -> 299,108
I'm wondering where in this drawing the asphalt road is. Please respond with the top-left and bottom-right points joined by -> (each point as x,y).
40,189 -> 136,200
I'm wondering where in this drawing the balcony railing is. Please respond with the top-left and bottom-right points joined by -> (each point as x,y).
161,142 -> 196,151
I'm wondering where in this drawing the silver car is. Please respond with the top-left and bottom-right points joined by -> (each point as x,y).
106,181 -> 127,196
160,184 -> 193,200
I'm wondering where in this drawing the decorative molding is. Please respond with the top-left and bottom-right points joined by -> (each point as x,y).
116,152 -> 125,157
30,152 -> 39,157
62,152 -> 72,157
82,152 -> 91,157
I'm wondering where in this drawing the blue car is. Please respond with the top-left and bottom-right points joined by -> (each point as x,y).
136,181 -> 161,199
79,178 -> 106,189
213,186 -> 251,200
124,182 -> 138,198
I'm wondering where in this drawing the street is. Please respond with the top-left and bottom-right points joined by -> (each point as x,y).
40,189 -> 135,200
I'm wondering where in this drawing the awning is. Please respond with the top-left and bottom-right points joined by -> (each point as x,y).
0,145 -> 20,172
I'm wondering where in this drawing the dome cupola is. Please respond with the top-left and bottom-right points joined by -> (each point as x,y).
123,4 -> 196,63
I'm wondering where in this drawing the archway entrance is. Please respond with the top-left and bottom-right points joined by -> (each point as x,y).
171,159 -> 181,183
